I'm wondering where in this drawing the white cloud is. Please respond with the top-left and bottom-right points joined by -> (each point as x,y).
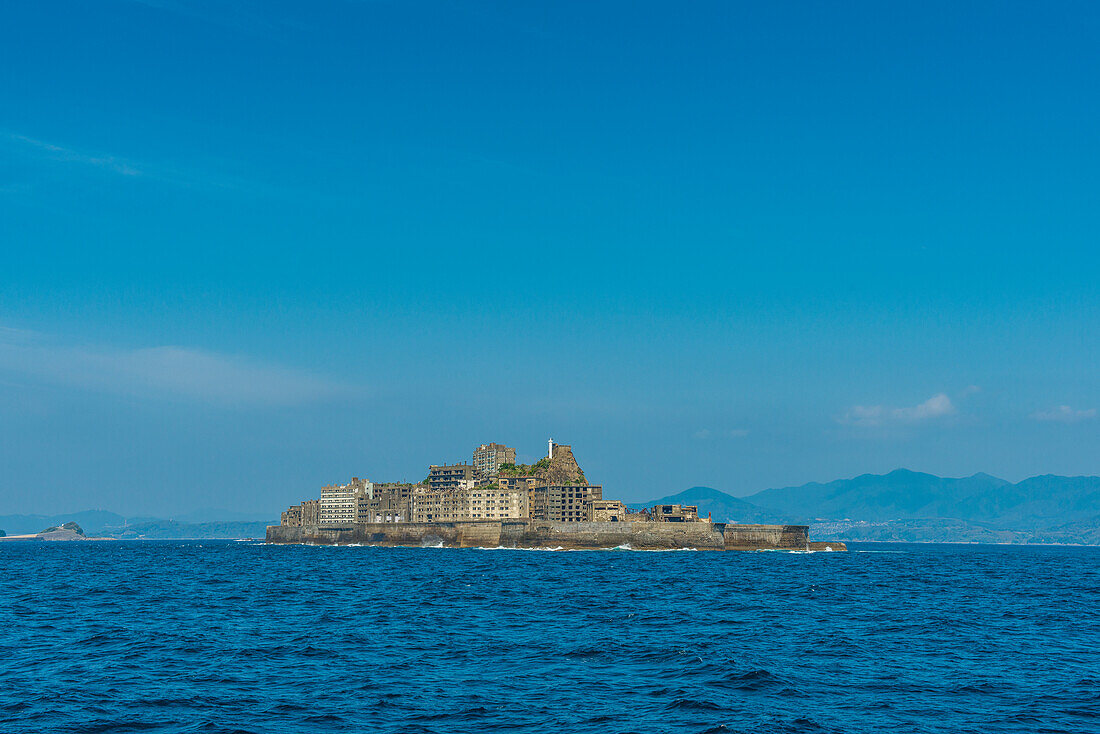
892,393 -> 955,421
1031,405 -> 1097,423
6,133 -> 142,177
693,428 -> 749,440
840,393 -> 956,427
0,328 -> 355,407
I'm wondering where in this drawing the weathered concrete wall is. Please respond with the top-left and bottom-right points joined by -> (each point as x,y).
510,521 -> 725,550
809,540 -> 847,552
722,524 -> 809,551
265,521 -> 503,547
267,520 -> 823,551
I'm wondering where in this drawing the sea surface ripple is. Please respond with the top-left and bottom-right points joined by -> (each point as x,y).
2,541 -> 1098,733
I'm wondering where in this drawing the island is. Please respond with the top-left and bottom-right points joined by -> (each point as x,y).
0,521 -> 88,542
268,440 -> 845,551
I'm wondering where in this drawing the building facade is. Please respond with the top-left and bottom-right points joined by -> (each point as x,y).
588,499 -> 626,522
529,484 -> 603,521
411,484 -> 529,522
651,504 -> 703,522
468,485 -> 528,520
282,499 -> 323,527
280,505 -> 302,526
472,443 -> 516,476
319,477 -> 372,524
428,463 -> 480,491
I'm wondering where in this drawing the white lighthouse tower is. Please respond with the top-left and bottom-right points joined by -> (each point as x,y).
547,437 -> 554,460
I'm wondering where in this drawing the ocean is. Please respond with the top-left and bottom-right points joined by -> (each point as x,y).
2,541 -> 1097,733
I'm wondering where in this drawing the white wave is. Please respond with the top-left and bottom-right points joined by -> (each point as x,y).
607,543 -> 699,554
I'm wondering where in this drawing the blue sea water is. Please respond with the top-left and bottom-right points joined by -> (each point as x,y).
2,542 -> 1098,733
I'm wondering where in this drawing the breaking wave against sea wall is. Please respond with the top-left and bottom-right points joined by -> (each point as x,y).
2,541 -> 1097,733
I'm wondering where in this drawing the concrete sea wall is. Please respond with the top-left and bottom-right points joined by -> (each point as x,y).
266,520 -> 839,551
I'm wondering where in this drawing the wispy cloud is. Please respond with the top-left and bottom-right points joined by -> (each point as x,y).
0,327 -> 356,407
693,428 -> 750,440
5,133 -> 143,177
4,129 -> 343,202
1031,405 -> 1097,423
839,393 -> 956,427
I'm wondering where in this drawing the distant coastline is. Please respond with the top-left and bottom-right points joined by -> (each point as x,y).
6,468 -> 1098,545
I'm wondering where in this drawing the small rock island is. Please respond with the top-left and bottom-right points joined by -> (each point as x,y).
0,521 -> 87,542
269,440 -> 844,551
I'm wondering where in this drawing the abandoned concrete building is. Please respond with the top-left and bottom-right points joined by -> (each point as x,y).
320,477 -> 372,524
651,504 -> 706,522
281,499 -> 321,527
280,440 -> 713,530
428,463 -> 480,491
588,499 -> 627,522
472,443 -> 516,476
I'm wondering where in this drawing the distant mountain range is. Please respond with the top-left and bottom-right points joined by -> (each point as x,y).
4,469 -> 1099,544
642,469 -> 1100,545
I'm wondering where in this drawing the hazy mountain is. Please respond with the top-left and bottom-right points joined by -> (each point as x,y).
0,510 -> 127,536
744,469 -> 1100,532
640,486 -> 789,524
6,471 -> 1100,544
645,471 -> 1100,544
744,469 -> 1012,523
0,510 -> 274,539
107,520 -> 271,540
951,475 -> 1100,530
171,509 -> 277,523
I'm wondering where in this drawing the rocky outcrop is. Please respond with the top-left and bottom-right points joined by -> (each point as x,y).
540,444 -> 587,485
37,521 -> 87,541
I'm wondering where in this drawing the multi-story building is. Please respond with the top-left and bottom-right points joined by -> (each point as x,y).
320,477 -> 372,525
348,483 -> 417,523
499,475 -> 546,520
529,484 -> 603,521
281,505 -> 303,526
651,504 -> 703,522
278,439 -> 631,529
472,443 -> 517,476
300,499 -> 320,525
428,463 -> 480,491
588,499 -> 626,522
280,499 -> 323,527
411,486 -> 468,523
411,484 -> 528,522
468,485 -> 528,520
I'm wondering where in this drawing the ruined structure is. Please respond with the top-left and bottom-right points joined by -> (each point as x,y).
428,464 -> 480,491
588,500 -> 627,522
472,443 -> 516,476
651,504 -> 704,522
271,439 -> 845,551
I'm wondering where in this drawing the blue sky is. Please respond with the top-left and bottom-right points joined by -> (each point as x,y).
2,1 -> 1098,516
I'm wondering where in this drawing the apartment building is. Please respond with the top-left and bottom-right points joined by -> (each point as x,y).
651,504 -> 703,522
529,484 -> 603,521
472,443 -> 517,476
428,463 -> 480,491
588,499 -> 627,522
468,485 -> 528,520
319,477 -> 372,525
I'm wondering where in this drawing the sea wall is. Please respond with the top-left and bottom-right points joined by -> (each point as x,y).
266,520 -> 822,551
722,524 -> 809,551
